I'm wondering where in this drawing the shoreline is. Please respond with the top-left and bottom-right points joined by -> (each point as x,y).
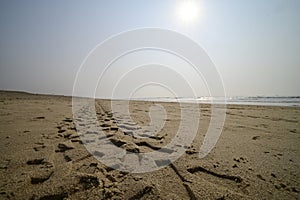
1,90 -> 299,108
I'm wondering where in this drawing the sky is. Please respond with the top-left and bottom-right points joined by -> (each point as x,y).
0,0 -> 299,97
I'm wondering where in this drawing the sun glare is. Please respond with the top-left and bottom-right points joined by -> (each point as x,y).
176,0 -> 199,24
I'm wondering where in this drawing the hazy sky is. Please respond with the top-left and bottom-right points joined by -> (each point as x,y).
0,0 -> 299,97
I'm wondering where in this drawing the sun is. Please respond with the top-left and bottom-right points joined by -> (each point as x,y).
176,0 -> 199,24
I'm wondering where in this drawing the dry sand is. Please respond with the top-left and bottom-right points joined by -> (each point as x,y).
0,91 -> 299,199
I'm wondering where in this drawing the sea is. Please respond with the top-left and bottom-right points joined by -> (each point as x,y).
130,96 -> 300,107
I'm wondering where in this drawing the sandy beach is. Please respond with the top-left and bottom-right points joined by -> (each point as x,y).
0,90 -> 299,199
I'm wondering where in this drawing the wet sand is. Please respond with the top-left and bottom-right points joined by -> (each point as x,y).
0,91 -> 299,199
